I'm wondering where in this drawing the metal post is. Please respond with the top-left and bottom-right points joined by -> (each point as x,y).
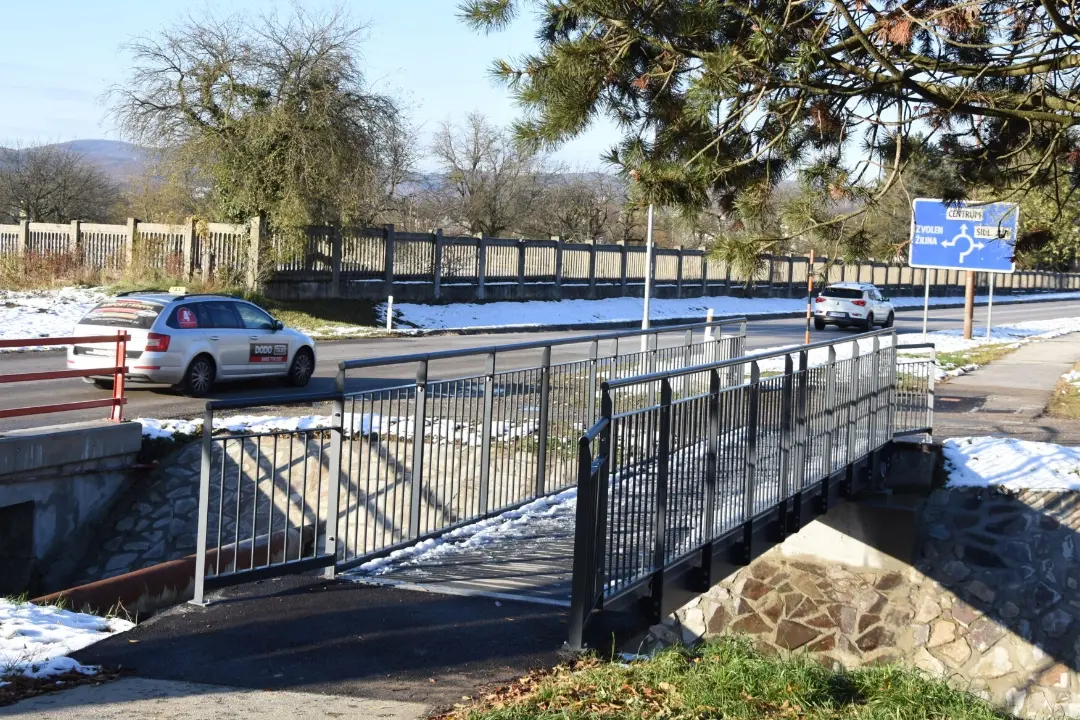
744,361 -> 761,522
986,273 -> 995,340
432,229 -> 444,301
704,368 -> 720,543
641,204 -> 655,354
408,360 -> 428,539
478,352 -> 496,513
648,378 -> 672,620
823,346 -> 837,474
922,269 -> 931,336
779,354 -> 794,502
568,433 -> 598,651
846,341 -> 861,464
928,346 -> 937,439
587,340 -> 599,422
536,346 -> 552,497
869,335 -> 881,449
110,331 -> 127,422
794,349 -> 809,492
324,384 -> 345,576
191,405 -> 214,606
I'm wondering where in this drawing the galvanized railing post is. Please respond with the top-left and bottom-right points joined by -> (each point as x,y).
794,349 -> 809,491
823,346 -> 837,474
587,340 -> 599,422
324,366 -> 346,576
648,378 -> 673,621
744,360 -> 761,522
846,341 -> 861,464
779,354 -> 794,502
479,352 -> 496,513
191,403 -> 214,605
928,346 -> 937,439
408,360 -> 429,538
886,331 -> 898,440
702,368 -> 721,568
594,388 -> 613,599
536,346 -> 552,497
568,433 -> 596,651
869,335 -> 881,450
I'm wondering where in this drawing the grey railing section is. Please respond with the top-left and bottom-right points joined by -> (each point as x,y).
191,318 -> 748,602
895,343 -> 936,437
568,328 -> 901,649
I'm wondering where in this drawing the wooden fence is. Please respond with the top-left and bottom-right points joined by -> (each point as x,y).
2,219 -> 1079,302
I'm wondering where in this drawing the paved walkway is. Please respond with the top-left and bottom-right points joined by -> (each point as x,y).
935,335 -> 1080,443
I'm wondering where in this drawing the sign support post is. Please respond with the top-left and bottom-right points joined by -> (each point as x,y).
922,271 -> 930,336
963,271 -> 976,339
987,273 -> 995,340
804,249 -> 815,344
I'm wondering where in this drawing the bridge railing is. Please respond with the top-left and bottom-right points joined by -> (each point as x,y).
568,328 -> 901,649
895,343 -> 936,437
190,317 -> 748,602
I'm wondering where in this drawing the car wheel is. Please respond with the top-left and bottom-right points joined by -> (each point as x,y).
814,318 -> 826,331
286,347 -> 315,388
180,355 -> 215,398
883,312 -> 895,328
862,313 -> 874,331
91,378 -> 114,390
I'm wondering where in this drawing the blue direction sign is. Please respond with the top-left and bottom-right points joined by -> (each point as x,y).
910,199 -> 1019,273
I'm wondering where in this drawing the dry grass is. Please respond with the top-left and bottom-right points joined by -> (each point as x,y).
1047,361 -> 1080,419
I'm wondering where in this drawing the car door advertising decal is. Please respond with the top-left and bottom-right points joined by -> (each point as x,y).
250,343 -> 289,363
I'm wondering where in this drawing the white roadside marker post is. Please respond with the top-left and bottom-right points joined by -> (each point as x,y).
386,295 -> 394,332
986,273 -> 995,340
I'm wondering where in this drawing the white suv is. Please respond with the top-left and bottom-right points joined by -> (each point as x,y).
68,292 -> 316,397
813,283 -> 895,331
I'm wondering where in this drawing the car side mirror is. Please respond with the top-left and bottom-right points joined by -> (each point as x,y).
271,319 -> 284,331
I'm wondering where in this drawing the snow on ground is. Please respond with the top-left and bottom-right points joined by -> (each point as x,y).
346,488 -> 578,577
388,290 -> 1080,331
0,599 -> 133,684
943,437 -> 1080,491
0,288 -> 107,351
1062,370 -> 1080,390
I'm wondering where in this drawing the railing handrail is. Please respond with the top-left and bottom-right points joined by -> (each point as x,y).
206,390 -> 345,413
339,317 -> 748,371
603,327 -> 895,390
0,332 -> 130,421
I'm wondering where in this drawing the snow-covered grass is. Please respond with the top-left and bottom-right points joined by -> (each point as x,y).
1047,363 -> 1080,419
944,436 -> 1080,491
0,598 -> 133,685
0,287 -> 108,351
387,290 -> 1080,331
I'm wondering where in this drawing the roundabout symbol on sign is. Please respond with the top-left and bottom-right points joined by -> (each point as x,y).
940,223 -> 984,264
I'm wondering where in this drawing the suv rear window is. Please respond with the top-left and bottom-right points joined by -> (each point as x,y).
822,287 -> 864,300
81,299 -> 165,329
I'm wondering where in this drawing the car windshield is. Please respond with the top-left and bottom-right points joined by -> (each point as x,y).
81,299 -> 165,329
822,287 -> 864,300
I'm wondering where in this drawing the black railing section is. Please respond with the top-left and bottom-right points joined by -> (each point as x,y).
568,328 -> 901,649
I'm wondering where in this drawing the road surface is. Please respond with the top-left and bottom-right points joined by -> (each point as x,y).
2,298 -> 1078,432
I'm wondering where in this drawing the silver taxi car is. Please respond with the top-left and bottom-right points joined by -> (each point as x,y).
68,291 -> 316,397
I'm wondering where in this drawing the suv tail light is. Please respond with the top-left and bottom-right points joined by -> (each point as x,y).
815,296 -> 826,303
852,300 -> 867,307
146,333 -> 171,352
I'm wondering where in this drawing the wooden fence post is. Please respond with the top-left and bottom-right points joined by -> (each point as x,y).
182,218 -> 196,280
477,233 -> 487,301
700,247 -> 708,297
517,238 -> 527,299
554,236 -> 564,297
587,240 -> 597,299
17,220 -> 29,257
383,223 -> 396,299
619,240 -> 629,297
330,225 -> 342,297
69,220 -> 80,257
245,215 -> 264,291
433,229 -> 444,301
676,248 -> 684,298
125,218 -> 137,270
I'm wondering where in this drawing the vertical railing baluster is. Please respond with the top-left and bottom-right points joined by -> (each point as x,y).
408,360 -> 428,539
779,354 -> 794,502
744,361 -> 761,522
587,340 -> 599,423
847,341 -> 861,463
647,378 -> 672,622
794,349 -> 809,489
479,352 -> 496,514
536,346 -> 552,497
824,346 -> 837,474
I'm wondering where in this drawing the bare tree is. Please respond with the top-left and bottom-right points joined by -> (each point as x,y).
0,144 -> 119,223
537,173 -> 622,242
430,113 -> 556,237
109,5 -> 409,232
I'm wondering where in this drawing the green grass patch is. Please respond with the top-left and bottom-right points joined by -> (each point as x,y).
440,637 -> 1012,720
1047,362 -> 1080,419
935,344 -> 1016,374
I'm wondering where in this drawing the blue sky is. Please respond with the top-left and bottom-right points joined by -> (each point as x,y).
0,0 -> 620,169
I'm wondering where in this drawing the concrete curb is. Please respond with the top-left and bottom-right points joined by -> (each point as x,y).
371,292 -> 1080,338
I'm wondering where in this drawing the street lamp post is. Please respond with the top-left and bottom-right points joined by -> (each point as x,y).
640,203 -> 655,353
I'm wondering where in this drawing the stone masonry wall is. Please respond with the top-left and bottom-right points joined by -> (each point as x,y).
647,488 -> 1080,719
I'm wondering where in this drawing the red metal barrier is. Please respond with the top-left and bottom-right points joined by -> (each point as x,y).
0,332 -> 129,421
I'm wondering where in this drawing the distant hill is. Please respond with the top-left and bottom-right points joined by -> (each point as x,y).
52,140 -> 148,183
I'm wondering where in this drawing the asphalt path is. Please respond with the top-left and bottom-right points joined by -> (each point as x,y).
3,298 -> 1080,432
